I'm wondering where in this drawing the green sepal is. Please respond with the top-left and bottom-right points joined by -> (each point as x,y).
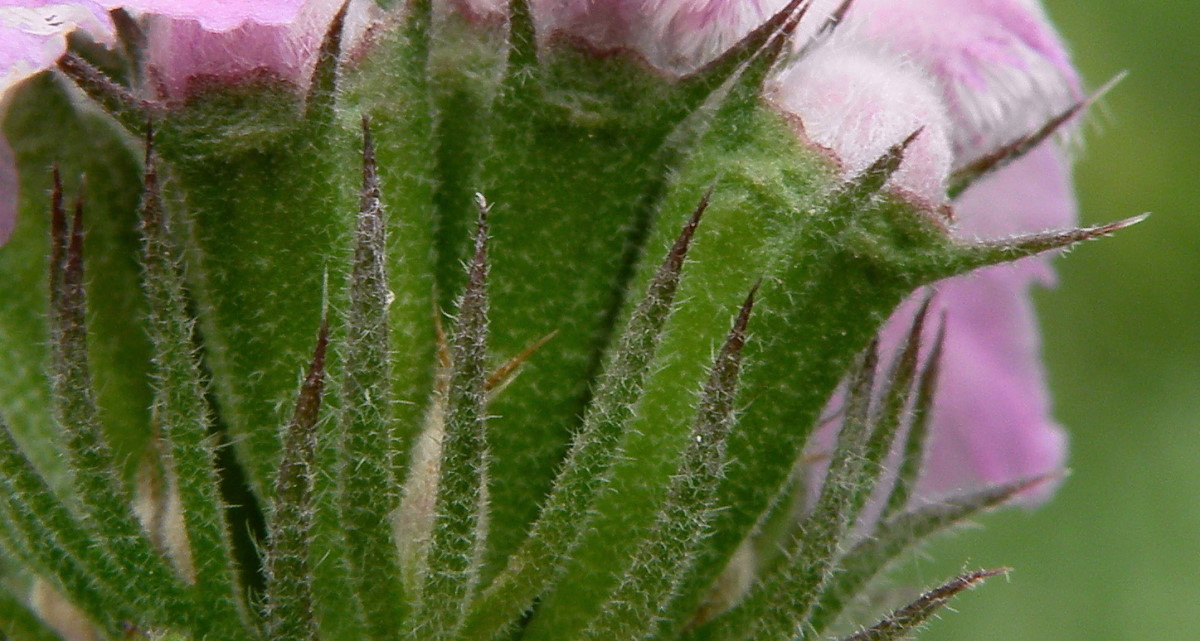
264,321 -> 329,641
463,19 -> 810,568
936,214 -> 1149,280
462,195 -> 710,640
697,341 -> 887,641
336,120 -> 408,640
0,422 -> 138,635
151,79 -> 357,499
578,285 -> 756,641
336,11 -> 439,475
0,73 -> 154,485
44,159 -> 189,631
523,99 -> 926,640
317,17 -> 440,639
416,205 -> 492,641
138,134 -> 251,641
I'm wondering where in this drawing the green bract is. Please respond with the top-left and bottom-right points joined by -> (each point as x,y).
0,2 -> 1128,641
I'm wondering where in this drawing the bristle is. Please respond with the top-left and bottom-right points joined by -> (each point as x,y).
506,0 -> 538,70
56,52 -> 153,133
682,0 -> 811,99
809,474 -> 1053,635
793,0 -> 857,60
881,309 -> 945,519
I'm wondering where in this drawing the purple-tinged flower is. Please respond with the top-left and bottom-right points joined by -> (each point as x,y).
0,3 -> 113,94
0,0 -> 316,98
142,0 -> 377,102
114,0 -> 313,31
851,0 -> 1081,159
768,37 -> 956,204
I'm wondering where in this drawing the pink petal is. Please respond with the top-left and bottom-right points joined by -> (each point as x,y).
143,0 -> 376,101
913,261 -> 1068,504
449,0 -> 841,73
769,37 -> 955,205
850,0 -> 1081,160
103,0 -> 311,31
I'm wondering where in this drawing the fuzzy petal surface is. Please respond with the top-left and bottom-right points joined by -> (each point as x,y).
850,0 -> 1081,159
143,0 -> 378,101
104,0 -> 310,31
769,37 -> 955,204
0,2 -> 113,93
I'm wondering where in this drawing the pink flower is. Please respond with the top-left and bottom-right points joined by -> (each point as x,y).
0,0 -> 316,97
0,2 -> 112,92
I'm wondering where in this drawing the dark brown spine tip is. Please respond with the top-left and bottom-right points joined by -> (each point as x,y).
313,317 -> 330,375
828,0 -> 856,27
304,0 -> 350,118
291,316 -> 329,425
731,279 -> 762,345
684,0 -> 811,97
665,188 -> 712,275
873,128 -> 921,176
949,73 -> 1126,198
901,294 -> 935,358
360,116 -> 378,191
794,0 -> 855,59
56,51 -> 154,131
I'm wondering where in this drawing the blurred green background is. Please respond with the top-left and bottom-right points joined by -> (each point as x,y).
915,1 -> 1200,640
